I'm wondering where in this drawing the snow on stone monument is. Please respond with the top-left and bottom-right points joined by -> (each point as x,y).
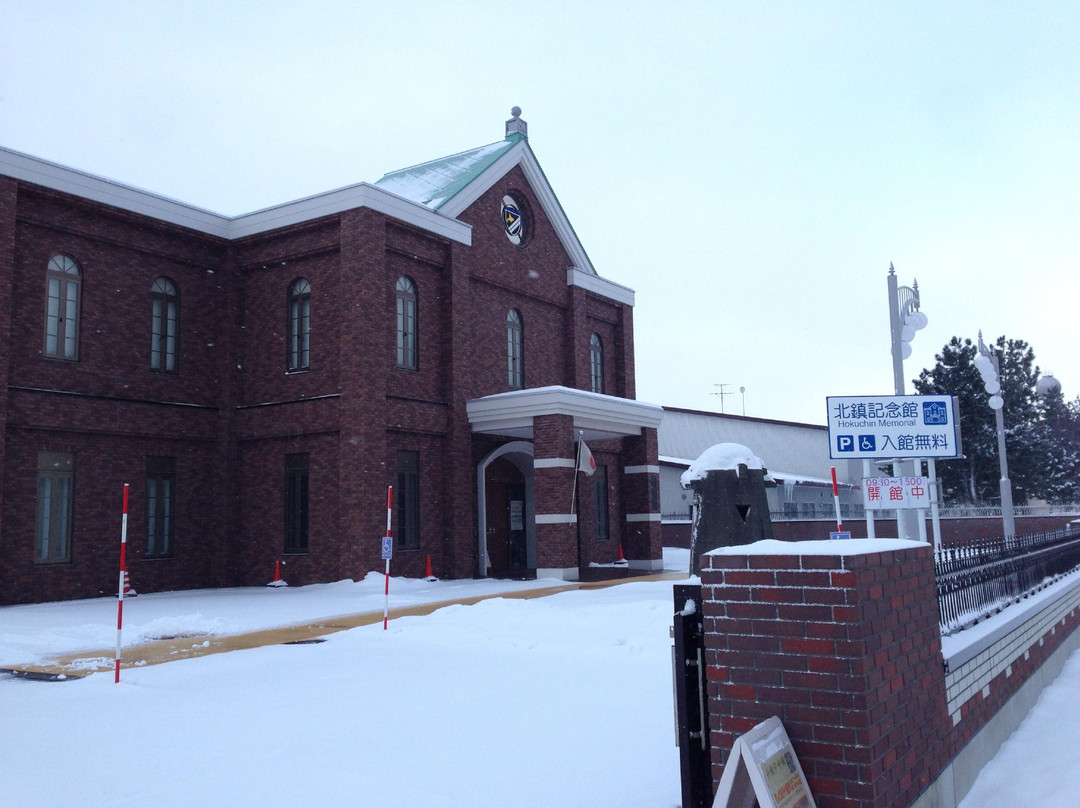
681,443 -> 775,575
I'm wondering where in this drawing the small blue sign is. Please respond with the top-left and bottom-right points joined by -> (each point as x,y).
829,531 -> 852,541
923,401 -> 948,425
858,434 -> 876,452
837,435 -> 854,452
381,537 -> 393,560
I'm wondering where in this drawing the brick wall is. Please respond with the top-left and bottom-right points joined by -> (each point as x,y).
1,149 -> 645,603
702,544 -> 953,808
700,543 -> 1080,808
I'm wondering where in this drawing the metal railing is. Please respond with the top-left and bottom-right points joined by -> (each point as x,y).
765,503 -> 1080,522
935,524 -> 1080,635
660,504 -> 1080,524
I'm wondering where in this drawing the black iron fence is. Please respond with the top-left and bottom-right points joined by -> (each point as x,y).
936,523 -> 1080,635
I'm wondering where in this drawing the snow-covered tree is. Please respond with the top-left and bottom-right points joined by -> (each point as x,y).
913,335 -> 1069,506
1038,388 -> 1080,503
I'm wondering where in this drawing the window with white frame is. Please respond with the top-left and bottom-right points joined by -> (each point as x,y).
287,278 -> 311,371
150,278 -> 179,373
396,277 -> 418,369
507,309 -> 524,389
44,254 -> 81,360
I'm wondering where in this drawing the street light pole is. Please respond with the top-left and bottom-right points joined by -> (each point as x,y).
976,333 -> 1017,538
887,264 -> 932,543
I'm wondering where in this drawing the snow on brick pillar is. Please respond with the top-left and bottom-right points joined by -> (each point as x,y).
621,427 -> 662,571
701,541 -> 953,808
532,414 -> 579,579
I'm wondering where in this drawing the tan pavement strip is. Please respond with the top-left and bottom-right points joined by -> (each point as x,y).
3,572 -> 687,679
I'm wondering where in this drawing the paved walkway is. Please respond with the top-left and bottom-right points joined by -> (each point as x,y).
1,572 -> 688,680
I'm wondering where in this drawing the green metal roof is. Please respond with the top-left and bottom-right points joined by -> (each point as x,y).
375,135 -> 524,211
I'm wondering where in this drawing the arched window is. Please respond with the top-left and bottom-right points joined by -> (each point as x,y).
396,276 -> 418,369
150,278 -> 179,373
287,278 -> 311,371
590,333 -> 604,394
507,309 -> 524,389
44,254 -> 81,360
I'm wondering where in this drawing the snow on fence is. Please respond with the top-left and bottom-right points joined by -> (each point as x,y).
936,524 -> 1080,635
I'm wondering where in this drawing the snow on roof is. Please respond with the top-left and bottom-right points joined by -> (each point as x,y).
374,139 -> 516,210
680,443 -> 765,487
662,455 -> 853,488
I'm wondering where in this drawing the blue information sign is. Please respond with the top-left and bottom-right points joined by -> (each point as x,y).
826,395 -> 962,460
381,536 -> 393,560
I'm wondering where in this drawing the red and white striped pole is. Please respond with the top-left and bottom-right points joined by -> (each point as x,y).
115,483 -> 130,684
830,466 -> 844,534
383,485 -> 393,631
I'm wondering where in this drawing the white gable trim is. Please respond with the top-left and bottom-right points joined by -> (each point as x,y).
567,268 -> 635,306
466,385 -> 663,442
1,146 -> 232,237
437,141 -> 598,277
229,183 -> 472,243
0,146 -> 472,245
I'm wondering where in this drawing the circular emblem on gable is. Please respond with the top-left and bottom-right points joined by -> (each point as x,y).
501,195 -> 525,245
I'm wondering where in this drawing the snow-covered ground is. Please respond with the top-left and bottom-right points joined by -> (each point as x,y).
1,546 -> 1076,807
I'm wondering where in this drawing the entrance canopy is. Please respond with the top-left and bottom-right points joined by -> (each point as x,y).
466,386 -> 663,441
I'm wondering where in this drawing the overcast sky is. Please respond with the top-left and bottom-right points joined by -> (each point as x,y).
2,1 -> 1077,425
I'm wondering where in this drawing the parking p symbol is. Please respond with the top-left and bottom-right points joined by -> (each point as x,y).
837,435 -> 854,453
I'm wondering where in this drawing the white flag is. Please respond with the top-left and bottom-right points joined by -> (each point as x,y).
578,440 -> 597,476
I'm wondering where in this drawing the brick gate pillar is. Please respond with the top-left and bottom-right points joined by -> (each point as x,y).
701,541 -> 953,808
532,414 -> 578,579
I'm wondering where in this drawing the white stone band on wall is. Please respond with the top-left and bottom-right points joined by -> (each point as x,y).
626,513 -> 662,522
623,465 -> 660,475
535,514 -> 578,524
534,458 -> 576,469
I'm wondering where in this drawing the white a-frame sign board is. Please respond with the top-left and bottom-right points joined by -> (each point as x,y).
712,716 -> 817,808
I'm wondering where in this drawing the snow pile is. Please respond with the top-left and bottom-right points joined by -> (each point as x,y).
707,538 -> 925,556
680,442 -> 765,486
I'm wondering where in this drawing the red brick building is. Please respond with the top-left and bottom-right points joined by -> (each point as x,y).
0,110 -> 663,605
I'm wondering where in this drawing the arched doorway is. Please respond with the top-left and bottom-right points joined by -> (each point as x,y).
476,441 -> 535,578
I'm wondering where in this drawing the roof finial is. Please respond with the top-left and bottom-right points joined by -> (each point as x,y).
506,106 -> 527,139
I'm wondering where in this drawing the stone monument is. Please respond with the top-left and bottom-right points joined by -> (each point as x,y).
681,443 -> 775,575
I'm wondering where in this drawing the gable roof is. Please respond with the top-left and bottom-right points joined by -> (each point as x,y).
0,117 -> 610,284
374,139 -> 517,210
375,132 -> 598,276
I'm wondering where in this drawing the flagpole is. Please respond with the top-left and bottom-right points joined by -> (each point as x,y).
570,430 -> 583,514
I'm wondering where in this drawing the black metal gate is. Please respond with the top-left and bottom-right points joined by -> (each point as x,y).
672,583 -> 712,808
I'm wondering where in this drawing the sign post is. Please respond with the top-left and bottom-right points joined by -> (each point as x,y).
382,486 -> 393,631
114,483 -> 130,684
829,466 -> 844,534
827,395 -> 960,545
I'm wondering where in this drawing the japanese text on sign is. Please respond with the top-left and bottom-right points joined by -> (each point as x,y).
826,395 -> 961,460
863,477 -> 930,510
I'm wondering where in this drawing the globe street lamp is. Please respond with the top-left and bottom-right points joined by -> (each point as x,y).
888,265 -> 928,394
887,264 -> 932,542
974,332 -> 1016,538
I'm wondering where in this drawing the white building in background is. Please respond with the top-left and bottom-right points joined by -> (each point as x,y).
659,406 -> 864,521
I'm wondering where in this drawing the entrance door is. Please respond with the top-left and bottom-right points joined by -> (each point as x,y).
508,483 -> 526,569
484,457 -> 527,577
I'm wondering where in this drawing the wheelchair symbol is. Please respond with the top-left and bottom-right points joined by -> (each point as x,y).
859,435 -> 876,452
